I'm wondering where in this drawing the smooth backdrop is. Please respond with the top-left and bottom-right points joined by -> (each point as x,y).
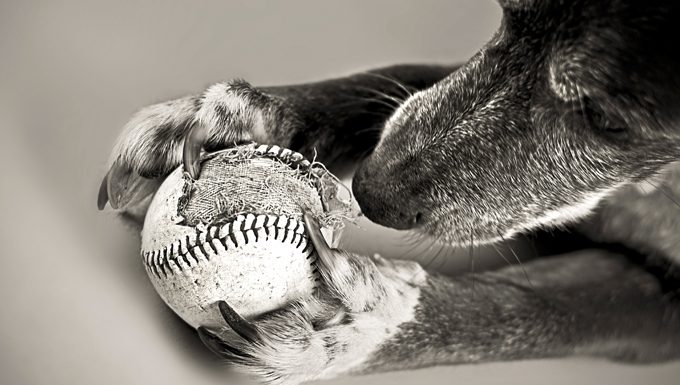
1,1 -> 679,384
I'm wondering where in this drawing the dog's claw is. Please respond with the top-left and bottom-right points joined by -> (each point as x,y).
217,301 -> 260,344
183,123 -> 208,179
97,168 -> 111,210
197,326 -> 251,362
197,326 -> 227,356
303,210 -> 335,262
102,157 -> 159,210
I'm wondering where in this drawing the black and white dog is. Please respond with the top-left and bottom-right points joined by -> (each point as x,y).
100,1 -> 680,383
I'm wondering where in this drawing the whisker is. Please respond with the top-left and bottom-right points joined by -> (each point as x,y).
408,239 -> 432,256
402,231 -> 436,262
490,242 -> 514,267
637,181 -> 651,195
400,234 -> 417,248
360,72 -> 415,99
399,231 -> 445,283
356,96 -> 401,111
469,228 -> 476,297
575,85 -> 590,130
646,180 -> 680,210
400,229 -> 426,248
433,243 -> 453,272
423,241 -> 446,271
331,97 -> 396,113
353,125 -> 383,137
498,231 -> 535,290
526,234 -> 541,261
399,233 -> 429,260
434,242 -> 449,270
355,87 -> 407,108
401,229 -> 423,243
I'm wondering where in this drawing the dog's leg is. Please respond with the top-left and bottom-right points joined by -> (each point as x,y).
100,64 -> 457,212
196,216 -> 680,384
362,249 -> 680,373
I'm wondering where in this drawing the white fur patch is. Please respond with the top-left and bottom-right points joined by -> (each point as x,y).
111,96 -> 198,171
516,182 -> 626,236
195,82 -> 267,143
237,255 -> 427,385
318,261 -> 426,378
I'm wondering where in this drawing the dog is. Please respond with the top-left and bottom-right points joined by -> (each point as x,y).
99,0 -> 680,383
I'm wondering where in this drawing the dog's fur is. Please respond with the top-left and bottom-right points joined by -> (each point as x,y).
103,0 -> 680,384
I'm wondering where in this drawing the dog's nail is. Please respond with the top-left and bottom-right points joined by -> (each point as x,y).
197,326 -> 250,361
183,123 -> 208,179
104,158 -> 160,210
302,210 -> 335,261
197,326 -> 226,356
217,301 -> 260,343
106,158 -> 134,210
97,169 -> 111,210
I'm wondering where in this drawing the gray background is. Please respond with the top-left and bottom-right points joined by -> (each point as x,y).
1,1 -> 679,384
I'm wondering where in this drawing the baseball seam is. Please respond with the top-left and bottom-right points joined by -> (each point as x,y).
142,213 -> 319,283
219,143 -> 315,179
251,144 -> 311,169
243,143 -> 324,192
142,143 -> 331,294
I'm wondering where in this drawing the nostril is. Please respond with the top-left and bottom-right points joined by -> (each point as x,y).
353,164 -> 424,230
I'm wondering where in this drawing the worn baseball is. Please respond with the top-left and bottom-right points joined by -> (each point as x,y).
141,143 -> 349,329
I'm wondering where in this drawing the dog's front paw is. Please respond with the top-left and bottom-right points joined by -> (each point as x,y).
99,80 -> 289,211
198,299 -> 360,385
197,213 -> 428,385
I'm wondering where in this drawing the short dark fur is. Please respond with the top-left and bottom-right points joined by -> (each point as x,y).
355,0 -> 680,242
102,0 -> 680,383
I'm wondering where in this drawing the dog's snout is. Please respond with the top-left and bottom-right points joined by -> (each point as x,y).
353,164 -> 423,230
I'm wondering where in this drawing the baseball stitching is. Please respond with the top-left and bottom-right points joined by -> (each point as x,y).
229,144 -> 325,193
142,213 -> 318,279
141,143 -> 330,293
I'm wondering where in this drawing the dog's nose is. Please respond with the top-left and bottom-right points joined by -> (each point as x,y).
352,165 -> 422,230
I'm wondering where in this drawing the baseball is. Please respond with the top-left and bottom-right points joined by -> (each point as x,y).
140,143 -> 350,329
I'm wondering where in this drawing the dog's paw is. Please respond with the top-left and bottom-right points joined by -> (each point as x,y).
196,213 -> 428,385
99,80 -> 286,210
